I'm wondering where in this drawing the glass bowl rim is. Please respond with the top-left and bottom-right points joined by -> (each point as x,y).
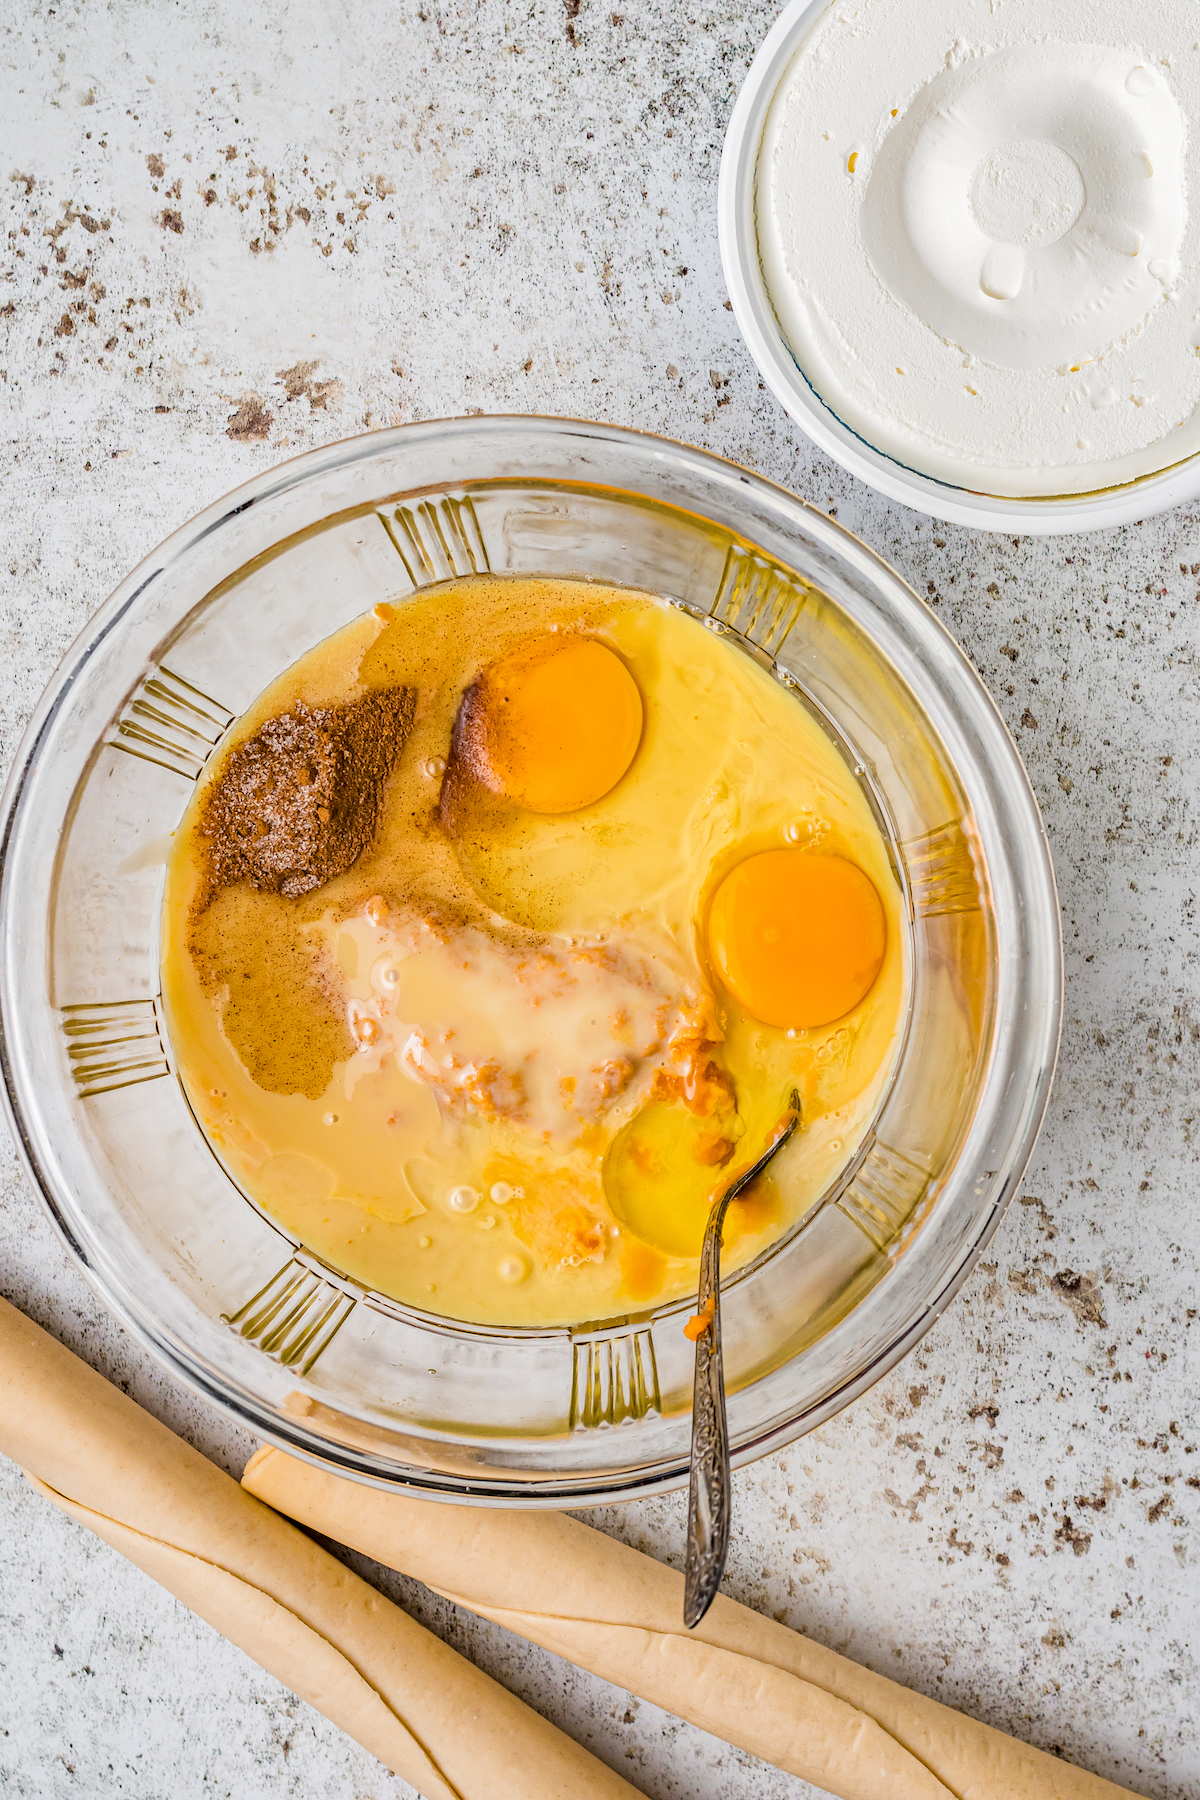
0,414 -> 1064,1502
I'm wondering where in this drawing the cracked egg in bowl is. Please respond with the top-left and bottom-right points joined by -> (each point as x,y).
161,575 -> 904,1328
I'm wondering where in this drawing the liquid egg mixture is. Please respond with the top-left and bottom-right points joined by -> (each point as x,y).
161,577 -> 905,1327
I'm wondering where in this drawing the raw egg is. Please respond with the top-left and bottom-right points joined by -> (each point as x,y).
449,634 -> 642,814
707,849 -> 885,1029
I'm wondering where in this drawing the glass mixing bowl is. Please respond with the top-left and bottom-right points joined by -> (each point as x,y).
0,418 -> 1061,1503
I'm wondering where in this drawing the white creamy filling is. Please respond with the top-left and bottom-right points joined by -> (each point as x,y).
758,0 -> 1200,496
332,904 -> 710,1147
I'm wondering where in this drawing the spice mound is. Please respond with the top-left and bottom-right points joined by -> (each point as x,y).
197,687 -> 416,902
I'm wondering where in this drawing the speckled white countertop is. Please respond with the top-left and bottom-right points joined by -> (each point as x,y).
1,2 -> 1197,1796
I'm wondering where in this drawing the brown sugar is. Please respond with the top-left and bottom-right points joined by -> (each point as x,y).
196,686 -> 417,905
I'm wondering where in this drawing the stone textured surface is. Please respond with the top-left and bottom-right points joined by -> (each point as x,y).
2,2 -> 1199,1796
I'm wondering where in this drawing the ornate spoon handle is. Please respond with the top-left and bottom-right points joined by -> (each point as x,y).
683,1095 -> 800,1630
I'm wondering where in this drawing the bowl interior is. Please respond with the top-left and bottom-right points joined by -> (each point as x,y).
0,420 -> 1060,1500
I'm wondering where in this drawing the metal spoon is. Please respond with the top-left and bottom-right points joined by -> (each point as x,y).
683,1091 -> 801,1629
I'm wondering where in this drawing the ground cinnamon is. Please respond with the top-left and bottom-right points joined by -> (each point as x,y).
196,687 -> 416,904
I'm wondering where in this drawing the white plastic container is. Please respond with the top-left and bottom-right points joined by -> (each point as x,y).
719,0 -> 1200,534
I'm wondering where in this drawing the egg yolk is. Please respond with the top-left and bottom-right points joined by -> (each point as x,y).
707,849 -> 885,1029
457,635 -> 643,813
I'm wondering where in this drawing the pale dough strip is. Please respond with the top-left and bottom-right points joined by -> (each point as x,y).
243,1443 -> 1148,1800
23,1471 -> 464,1800
0,1296 -> 642,1800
